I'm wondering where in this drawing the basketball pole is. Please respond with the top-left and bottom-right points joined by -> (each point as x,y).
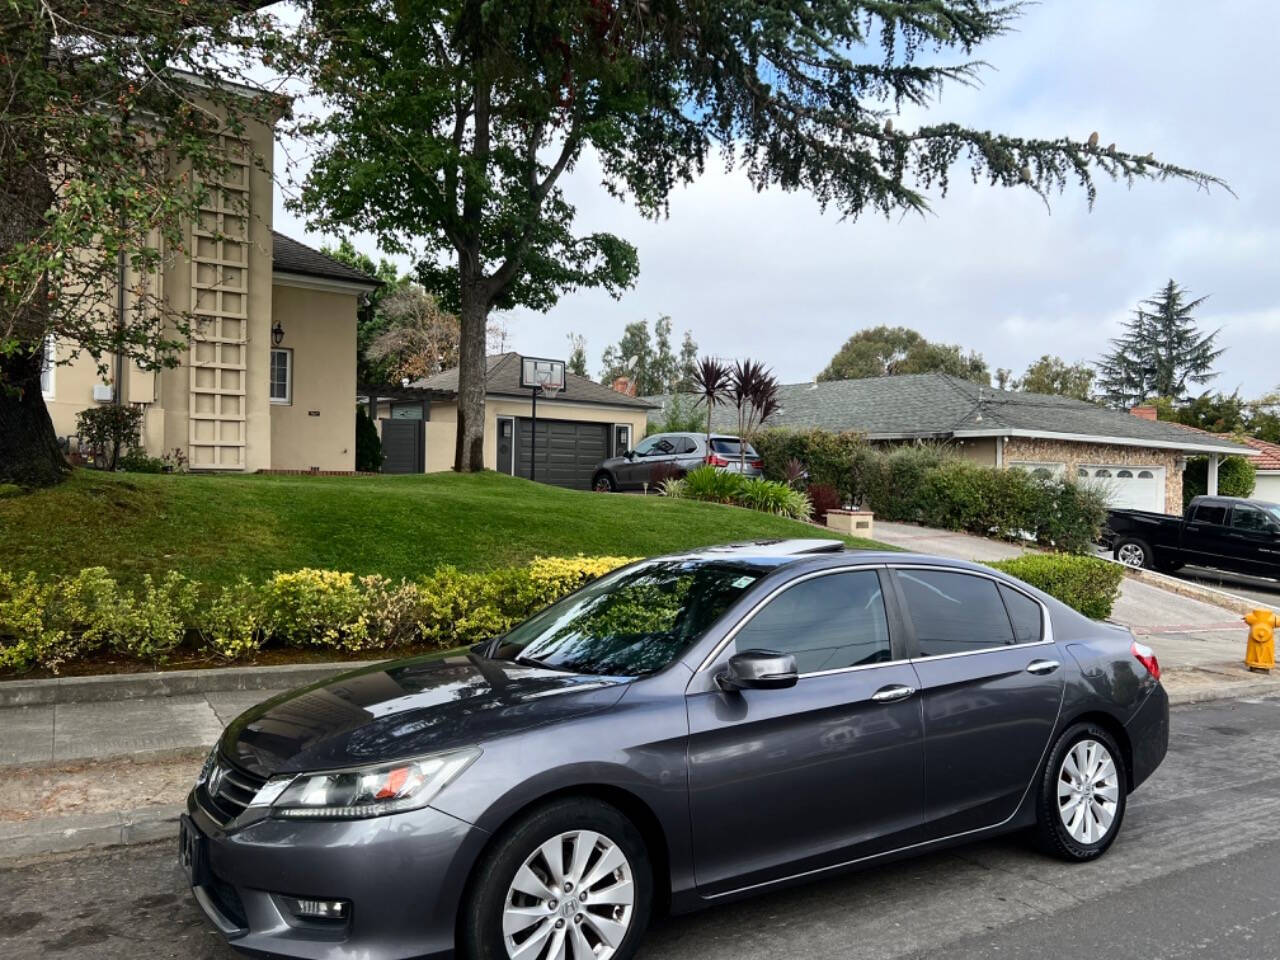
530,386 -> 538,483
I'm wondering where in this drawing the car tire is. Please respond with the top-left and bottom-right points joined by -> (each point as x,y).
460,797 -> 654,960
592,472 -> 617,493
1113,537 -> 1152,569
1033,723 -> 1128,862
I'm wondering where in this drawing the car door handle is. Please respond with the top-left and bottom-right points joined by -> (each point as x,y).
1026,659 -> 1061,675
871,684 -> 916,703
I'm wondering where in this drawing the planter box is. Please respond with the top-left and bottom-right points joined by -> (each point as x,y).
826,509 -> 875,539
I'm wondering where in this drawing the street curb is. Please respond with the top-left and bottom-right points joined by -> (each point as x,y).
0,804 -> 183,865
1118,563 -> 1266,617
0,660 -> 381,708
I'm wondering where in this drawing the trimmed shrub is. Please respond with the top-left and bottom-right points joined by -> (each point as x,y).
261,569 -> 371,650
989,555 -> 1125,620
1182,454 -> 1255,507
76,404 -> 143,470
754,428 -> 867,502
807,483 -> 842,523
356,408 -> 385,472
200,577 -> 268,660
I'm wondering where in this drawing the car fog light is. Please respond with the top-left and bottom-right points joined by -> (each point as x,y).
282,897 -> 350,921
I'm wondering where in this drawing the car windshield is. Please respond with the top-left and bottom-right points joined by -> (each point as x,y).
710,438 -> 758,457
490,560 -> 762,676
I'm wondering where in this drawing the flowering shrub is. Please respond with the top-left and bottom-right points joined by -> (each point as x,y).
0,556 -> 638,674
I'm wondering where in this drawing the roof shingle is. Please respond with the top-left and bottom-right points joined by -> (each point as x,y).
413,353 -> 654,410
643,373 -> 1252,455
272,232 -> 381,287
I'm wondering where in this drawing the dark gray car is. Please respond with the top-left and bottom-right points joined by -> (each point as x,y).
592,432 -> 763,492
181,540 -> 1168,960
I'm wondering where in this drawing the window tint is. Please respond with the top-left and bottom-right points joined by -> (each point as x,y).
1232,504 -> 1276,533
674,437 -> 699,455
732,571 -> 890,673
897,570 -> 1015,656
634,436 -> 673,457
999,585 -> 1043,644
710,438 -> 759,458
1193,503 -> 1228,525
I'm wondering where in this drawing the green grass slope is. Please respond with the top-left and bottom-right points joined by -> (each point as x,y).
0,470 -> 886,588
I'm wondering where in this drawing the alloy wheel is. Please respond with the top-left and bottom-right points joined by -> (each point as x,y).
1116,542 -> 1145,567
1057,738 -> 1120,845
503,829 -> 635,960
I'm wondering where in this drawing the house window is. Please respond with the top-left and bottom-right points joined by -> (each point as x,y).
40,335 -> 56,398
270,348 -> 292,404
1009,460 -> 1064,480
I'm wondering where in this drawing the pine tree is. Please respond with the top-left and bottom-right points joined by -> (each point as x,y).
566,333 -> 588,377
1096,281 -> 1224,407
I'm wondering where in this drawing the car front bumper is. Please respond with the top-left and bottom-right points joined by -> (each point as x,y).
183,791 -> 489,960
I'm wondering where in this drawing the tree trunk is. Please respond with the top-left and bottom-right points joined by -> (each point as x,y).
0,346 -> 70,487
453,281 -> 489,472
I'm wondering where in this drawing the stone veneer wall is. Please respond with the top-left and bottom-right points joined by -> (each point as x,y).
1002,437 -> 1183,515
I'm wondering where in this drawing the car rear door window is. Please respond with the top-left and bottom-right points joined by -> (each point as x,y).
732,570 -> 891,673
897,570 -> 1015,656
1193,503 -> 1228,525
674,437 -> 698,455
1231,504 -> 1275,533
999,585 -> 1043,644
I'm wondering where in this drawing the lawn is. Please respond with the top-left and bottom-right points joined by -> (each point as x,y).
0,469 -> 885,588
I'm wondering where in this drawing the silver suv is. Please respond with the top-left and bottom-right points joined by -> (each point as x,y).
591,432 -> 763,492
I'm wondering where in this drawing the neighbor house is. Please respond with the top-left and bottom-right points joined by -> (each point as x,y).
363,353 -> 653,488
1238,436 -> 1280,503
645,373 -> 1256,515
41,96 -> 380,473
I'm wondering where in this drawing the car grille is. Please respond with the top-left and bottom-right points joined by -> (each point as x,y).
199,756 -> 267,827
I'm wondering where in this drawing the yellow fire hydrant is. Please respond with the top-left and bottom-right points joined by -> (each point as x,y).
1244,609 -> 1277,673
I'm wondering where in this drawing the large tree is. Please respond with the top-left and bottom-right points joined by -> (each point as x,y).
819,325 -> 989,384
0,1 -> 293,486
294,1 -> 1222,472
321,240 -> 406,383
1096,280 -> 1224,407
599,317 -> 698,395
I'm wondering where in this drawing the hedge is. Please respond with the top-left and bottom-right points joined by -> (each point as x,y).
1183,454 -> 1255,507
753,429 -> 1108,554
0,555 -> 636,674
988,554 -> 1125,620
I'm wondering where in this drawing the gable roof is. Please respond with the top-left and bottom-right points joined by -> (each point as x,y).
413,353 -> 655,410
1239,436 -> 1280,471
643,373 -> 1253,456
272,232 -> 381,288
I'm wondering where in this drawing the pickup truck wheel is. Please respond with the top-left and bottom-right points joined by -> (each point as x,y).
1114,538 -> 1152,569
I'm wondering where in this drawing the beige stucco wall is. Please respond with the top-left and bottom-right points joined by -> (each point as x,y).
268,284 -> 359,471
41,108 -> 278,472
1003,437 -> 1183,514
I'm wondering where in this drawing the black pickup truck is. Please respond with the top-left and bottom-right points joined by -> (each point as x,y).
1104,495 -> 1280,577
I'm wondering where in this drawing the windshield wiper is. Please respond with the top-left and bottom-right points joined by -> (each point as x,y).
515,653 -> 575,673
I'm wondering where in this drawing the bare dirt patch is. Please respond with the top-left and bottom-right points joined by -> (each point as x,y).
0,751 -> 204,821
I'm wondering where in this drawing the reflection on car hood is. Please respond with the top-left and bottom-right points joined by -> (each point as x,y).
220,651 -> 630,776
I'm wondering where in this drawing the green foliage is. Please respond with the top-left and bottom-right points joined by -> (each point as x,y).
650,393 -> 706,436
754,429 -> 868,502
321,240 -> 406,384
1155,391 -> 1248,434
356,408 -> 385,472
0,556 -> 637,674
666,466 -> 811,520
117,450 -> 168,474
1183,456 -> 1256,507
818,326 -> 989,385
566,333 -> 589,377
1097,280 -> 1225,406
989,555 -> 1125,621
600,317 -> 698,396
1007,355 -> 1095,401
75,405 -> 142,470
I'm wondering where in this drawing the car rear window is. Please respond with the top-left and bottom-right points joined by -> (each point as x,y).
710,439 -> 758,457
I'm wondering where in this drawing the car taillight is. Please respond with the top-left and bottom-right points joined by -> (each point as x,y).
1131,640 -> 1161,681
707,455 -> 730,467
750,459 -> 764,469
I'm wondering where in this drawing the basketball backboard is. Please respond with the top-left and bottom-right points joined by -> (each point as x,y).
520,356 -> 566,395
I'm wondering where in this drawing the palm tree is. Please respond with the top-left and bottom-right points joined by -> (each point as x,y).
730,360 -> 772,472
692,357 -> 730,464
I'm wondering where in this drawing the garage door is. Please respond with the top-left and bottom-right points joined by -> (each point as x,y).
514,419 -> 609,489
1080,465 -> 1164,512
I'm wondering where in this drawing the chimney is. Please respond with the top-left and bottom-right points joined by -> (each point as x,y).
611,376 -> 637,397
1130,405 -> 1158,421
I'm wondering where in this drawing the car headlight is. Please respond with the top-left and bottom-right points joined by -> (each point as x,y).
248,748 -> 480,820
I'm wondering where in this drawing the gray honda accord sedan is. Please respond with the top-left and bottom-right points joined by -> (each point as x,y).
181,539 -> 1168,960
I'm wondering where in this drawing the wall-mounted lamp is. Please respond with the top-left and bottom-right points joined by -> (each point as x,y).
272,321 -> 285,346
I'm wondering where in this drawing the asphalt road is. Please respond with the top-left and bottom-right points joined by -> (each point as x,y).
5,696 -> 1280,960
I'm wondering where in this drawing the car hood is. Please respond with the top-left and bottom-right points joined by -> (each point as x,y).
219,651 -> 631,777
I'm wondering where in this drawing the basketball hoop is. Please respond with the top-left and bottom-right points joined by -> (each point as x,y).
537,374 -> 561,402
519,356 -> 567,483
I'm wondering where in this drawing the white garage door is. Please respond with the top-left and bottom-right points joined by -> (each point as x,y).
1080,465 -> 1164,512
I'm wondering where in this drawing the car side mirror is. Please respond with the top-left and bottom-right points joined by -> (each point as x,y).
624,449 -> 635,460
718,650 -> 799,691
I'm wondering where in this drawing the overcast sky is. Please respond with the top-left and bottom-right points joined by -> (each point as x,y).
273,0 -> 1279,398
